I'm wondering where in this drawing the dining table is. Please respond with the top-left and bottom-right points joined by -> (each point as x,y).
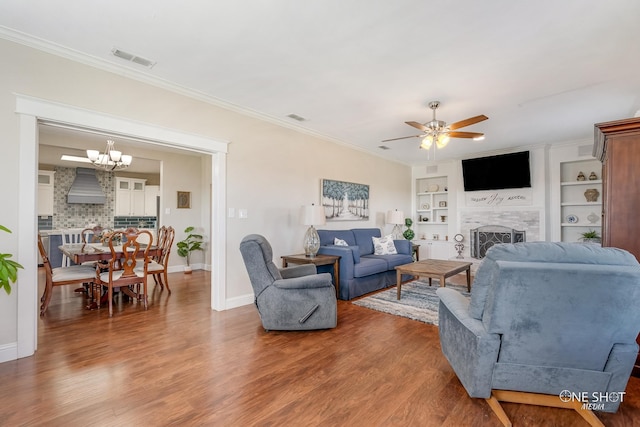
59,242 -> 160,265
58,242 -> 160,309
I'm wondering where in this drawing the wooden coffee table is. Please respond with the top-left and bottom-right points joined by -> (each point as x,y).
395,259 -> 473,300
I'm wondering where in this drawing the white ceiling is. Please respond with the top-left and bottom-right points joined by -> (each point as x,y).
2,0 -> 640,165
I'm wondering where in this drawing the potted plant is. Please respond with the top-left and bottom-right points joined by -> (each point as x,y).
580,230 -> 601,244
0,225 -> 24,295
402,218 -> 415,241
176,226 -> 204,273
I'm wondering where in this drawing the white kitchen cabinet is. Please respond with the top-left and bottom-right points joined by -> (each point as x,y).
37,170 -> 55,216
115,177 -> 146,216
144,185 -> 160,216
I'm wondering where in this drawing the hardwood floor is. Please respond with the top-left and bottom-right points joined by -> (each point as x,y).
1,270 -> 639,426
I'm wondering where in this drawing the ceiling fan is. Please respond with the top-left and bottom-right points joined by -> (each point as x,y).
383,101 -> 488,149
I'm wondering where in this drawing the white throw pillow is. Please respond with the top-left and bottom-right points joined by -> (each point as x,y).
334,237 -> 349,246
373,235 -> 397,255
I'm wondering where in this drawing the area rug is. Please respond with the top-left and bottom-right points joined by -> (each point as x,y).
352,280 -> 471,326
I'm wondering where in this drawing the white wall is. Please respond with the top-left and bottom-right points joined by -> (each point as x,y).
0,38 -> 411,359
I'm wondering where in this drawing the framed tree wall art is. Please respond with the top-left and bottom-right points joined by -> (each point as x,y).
321,179 -> 369,221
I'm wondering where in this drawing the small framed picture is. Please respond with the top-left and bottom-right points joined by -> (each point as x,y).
439,201 -> 447,208
177,191 -> 191,209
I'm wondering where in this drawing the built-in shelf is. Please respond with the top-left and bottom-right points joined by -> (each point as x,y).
560,179 -> 602,186
558,158 -> 602,242
560,202 -> 602,207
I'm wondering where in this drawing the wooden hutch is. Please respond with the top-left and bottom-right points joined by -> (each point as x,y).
594,116 -> 640,376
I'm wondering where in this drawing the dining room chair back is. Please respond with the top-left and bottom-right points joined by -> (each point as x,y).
61,228 -> 86,266
37,233 -> 96,316
81,225 -> 113,244
156,226 -> 167,252
96,227 -> 153,317
144,226 -> 175,292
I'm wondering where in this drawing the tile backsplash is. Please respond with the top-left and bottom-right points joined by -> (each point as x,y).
38,215 -> 53,231
114,216 -> 157,229
53,167 -> 116,229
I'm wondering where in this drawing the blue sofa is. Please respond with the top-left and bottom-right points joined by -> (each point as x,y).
316,228 -> 414,300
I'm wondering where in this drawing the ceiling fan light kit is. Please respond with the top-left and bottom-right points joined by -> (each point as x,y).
383,101 -> 488,153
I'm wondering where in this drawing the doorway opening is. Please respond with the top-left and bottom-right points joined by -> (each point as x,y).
16,95 -> 228,359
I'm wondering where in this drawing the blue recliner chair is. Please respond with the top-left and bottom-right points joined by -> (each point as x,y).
437,242 -> 640,426
240,234 -> 337,331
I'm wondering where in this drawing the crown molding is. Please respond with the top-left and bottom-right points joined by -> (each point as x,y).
0,26 -> 408,166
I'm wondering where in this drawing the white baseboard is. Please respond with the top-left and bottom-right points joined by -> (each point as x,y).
167,263 -> 205,274
0,342 -> 18,363
225,293 -> 255,310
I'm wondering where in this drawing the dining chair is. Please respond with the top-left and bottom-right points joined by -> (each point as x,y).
94,227 -> 152,317
80,225 -> 112,244
61,228 -> 86,266
142,226 -> 175,293
37,233 -> 96,316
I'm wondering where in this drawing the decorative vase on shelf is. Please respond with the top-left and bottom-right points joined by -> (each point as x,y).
584,188 -> 600,202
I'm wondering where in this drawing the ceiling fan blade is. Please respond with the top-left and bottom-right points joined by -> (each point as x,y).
449,131 -> 484,139
449,115 -> 488,130
405,121 -> 428,132
381,134 -> 423,142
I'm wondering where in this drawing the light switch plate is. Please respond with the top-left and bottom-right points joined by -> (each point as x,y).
238,209 -> 248,219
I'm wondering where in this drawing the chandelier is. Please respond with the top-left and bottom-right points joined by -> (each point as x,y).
86,140 -> 132,171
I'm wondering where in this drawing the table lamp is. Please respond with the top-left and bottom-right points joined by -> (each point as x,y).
386,209 -> 405,239
302,203 -> 326,257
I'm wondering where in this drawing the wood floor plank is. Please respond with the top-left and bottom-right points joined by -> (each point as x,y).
0,269 -> 638,426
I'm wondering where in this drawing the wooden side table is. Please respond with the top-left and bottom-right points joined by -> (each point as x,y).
411,244 -> 420,261
281,254 -> 340,297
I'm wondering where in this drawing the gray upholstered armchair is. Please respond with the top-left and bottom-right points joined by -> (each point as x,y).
437,242 -> 640,426
239,234 -> 337,331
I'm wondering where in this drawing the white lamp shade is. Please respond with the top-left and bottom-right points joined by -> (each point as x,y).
109,150 -> 122,162
86,149 -> 100,161
436,133 -> 450,148
303,204 -> 326,226
386,210 -> 404,225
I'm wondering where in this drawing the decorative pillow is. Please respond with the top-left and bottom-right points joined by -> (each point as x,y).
334,237 -> 349,246
372,235 -> 398,255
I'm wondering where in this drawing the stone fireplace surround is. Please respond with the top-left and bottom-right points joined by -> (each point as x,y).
459,210 -> 540,259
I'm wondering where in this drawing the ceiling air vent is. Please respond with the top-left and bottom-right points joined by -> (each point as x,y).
286,113 -> 307,122
111,48 -> 156,68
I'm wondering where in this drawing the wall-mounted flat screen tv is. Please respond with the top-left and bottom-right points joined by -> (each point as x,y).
462,151 -> 531,191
